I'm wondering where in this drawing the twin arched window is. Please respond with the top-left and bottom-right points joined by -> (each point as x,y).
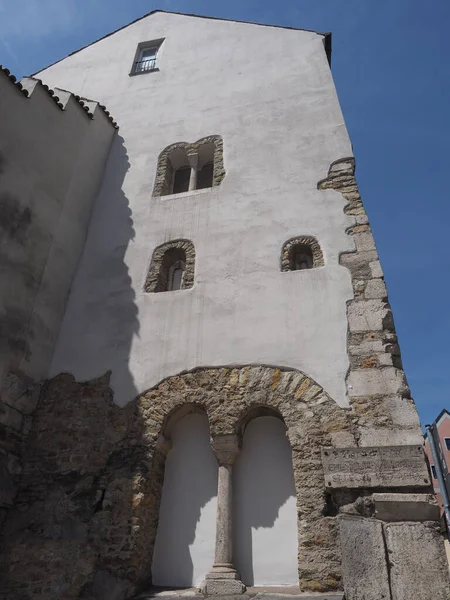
153,136 -> 225,197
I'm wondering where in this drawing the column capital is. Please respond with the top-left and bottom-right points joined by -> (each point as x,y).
211,434 -> 240,465
187,150 -> 199,170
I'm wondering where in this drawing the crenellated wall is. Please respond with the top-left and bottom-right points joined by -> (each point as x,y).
0,66 -> 117,528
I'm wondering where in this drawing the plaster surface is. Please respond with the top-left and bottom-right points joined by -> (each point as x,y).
152,413 -> 218,587
0,74 -> 115,382
234,417 -> 298,586
36,12 -> 355,406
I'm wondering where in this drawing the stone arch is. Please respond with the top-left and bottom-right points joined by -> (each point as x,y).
144,239 -> 195,292
20,367 -> 354,597
152,135 -> 225,196
123,365 -> 353,594
281,236 -> 324,271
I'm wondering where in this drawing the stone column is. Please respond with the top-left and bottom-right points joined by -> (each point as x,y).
201,434 -> 245,595
187,151 -> 198,191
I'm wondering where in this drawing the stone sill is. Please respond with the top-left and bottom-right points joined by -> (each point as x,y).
129,68 -> 160,77
152,187 -> 214,202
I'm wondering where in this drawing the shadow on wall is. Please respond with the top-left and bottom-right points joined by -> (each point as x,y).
234,416 -> 299,587
0,135 -> 144,600
151,413 -> 218,587
54,134 -> 139,402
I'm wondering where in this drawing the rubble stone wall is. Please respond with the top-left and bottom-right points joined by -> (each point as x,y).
1,366 -> 357,599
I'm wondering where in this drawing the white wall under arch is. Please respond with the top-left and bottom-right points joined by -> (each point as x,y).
234,416 -> 298,586
152,413 -> 218,587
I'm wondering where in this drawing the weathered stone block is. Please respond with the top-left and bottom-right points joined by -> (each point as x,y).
365,278 -> 387,299
386,396 -> 422,429
347,299 -> 388,332
353,231 -> 376,252
347,367 -> 408,397
372,493 -> 439,522
338,515 -> 391,600
357,427 -> 424,448
385,522 -> 450,600
369,260 -> 383,278
322,446 -> 430,489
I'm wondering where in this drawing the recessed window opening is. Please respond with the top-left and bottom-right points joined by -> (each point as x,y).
153,136 -> 225,197
145,240 -> 195,293
168,262 -> 185,291
444,438 -> 450,451
132,40 -> 163,75
431,465 -> 437,479
293,245 -> 313,270
280,236 -> 324,272
197,163 -> 214,189
173,166 -> 191,194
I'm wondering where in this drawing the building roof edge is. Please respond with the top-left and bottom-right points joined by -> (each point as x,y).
31,9 -> 331,76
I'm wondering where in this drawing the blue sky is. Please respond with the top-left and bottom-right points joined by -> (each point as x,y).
1,0 -> 449,425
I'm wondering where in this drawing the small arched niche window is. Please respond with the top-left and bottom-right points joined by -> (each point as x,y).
281,236 -> 324,272
153,136 -> 225,197
145,240 -> 195,293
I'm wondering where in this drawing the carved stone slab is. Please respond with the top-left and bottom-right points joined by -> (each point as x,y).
321,445 -> 430,489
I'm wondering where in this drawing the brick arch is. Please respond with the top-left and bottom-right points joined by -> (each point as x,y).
144,239 -> 195,292
126,365 -> 353,594
152,135 -> 225,196
281,235 -> 324,271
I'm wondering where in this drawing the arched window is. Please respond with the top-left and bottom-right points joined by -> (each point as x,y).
145,240 -> 195,293
292,245 -> 313,270
153,136 -> 225,197
281,236 -> 324,271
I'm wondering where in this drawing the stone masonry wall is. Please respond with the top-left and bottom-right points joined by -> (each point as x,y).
1,366 -> 360,600
0,371 -> 41,536
318,159 -> 423,448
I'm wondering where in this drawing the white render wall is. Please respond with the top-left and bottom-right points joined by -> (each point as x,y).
0,75 -> 115,383
234,417 -> 298,586
37,12 -> 355,406
151,413 -> 218,587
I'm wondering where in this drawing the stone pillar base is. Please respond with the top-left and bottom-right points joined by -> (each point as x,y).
200,570 -> 246,595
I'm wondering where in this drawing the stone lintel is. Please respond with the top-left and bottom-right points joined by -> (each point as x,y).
321,445 -> 430,489
372,493 -> 440,522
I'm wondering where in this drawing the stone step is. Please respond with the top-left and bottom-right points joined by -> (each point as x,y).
130,588 -> 344,600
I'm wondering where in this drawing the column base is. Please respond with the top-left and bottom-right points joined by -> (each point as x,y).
200,568 -> 246,595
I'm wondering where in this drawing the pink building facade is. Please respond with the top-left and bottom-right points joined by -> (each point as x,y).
424,409 -> 450,516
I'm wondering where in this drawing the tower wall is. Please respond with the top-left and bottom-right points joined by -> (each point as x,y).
35,12 -> 355,407
1,12 -> 449,600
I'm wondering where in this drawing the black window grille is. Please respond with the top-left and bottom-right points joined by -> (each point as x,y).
133,57 -> 157,74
